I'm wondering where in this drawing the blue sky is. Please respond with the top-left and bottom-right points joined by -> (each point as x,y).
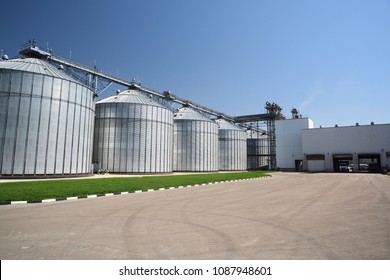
1,0 -> 389,127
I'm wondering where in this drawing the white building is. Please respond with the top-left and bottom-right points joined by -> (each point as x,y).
275,117 -> 314,171
302,123 -> 390,172
276,118 -> 390,172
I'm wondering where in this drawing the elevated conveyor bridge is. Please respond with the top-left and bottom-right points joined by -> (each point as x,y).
19,40 -> 284,169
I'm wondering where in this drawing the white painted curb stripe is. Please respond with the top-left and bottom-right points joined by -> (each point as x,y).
11,201 -> 27,205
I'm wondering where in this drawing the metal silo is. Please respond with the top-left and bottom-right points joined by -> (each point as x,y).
0,58 -> 95,177
173,106 -> 218,172
216,118 -> 247,171
93,88 -> 173,173
247,130 -> 269,170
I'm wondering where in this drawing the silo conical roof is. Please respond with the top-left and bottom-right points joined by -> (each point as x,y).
215,118 -> 243,130
0,58 -> 78,81
174,106 -> 212,122
97,89 -> 165,107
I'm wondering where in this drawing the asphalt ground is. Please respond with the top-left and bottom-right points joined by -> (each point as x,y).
0,172 -> 389,260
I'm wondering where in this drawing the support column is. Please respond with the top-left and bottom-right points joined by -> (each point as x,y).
353,153 -> 359,172
302,154 -> 308,171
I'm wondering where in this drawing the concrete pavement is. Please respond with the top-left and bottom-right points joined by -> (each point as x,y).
0,173 -> 389,259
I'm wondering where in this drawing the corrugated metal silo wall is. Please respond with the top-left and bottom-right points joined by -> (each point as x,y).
247,138 -> 269,169
219,129 -> 247,170
173,120 -> 219,171
0,69 -> 95,176
93,103 -> 173,173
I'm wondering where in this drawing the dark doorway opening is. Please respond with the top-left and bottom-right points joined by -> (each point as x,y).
295,160 -> 303,171
358,154 -> 381,173
333,154 -> 353,172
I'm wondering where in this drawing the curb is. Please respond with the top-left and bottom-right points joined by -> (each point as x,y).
0,175 -> 271,206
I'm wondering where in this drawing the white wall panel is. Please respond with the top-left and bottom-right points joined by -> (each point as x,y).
275,118 -> 313,170
13,97 -> 29,174
302,124 -> 390,172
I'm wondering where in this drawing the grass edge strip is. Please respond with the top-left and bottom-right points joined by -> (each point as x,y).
1,174 -> 271,206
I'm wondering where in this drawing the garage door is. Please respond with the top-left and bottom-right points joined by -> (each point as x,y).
306,154 -> 325,172
307,160 -> 325,172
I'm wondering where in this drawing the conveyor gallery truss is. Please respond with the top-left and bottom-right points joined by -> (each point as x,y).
18,40 -> 285,169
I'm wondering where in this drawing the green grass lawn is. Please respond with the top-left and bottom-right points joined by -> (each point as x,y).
0,171 -> 269,203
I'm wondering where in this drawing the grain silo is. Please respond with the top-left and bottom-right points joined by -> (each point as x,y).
216,118 -> 247,171
247,130 -> 269,170
173,106 -> 218,171
93,88 -> 173,173
0,58 -> 95,177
